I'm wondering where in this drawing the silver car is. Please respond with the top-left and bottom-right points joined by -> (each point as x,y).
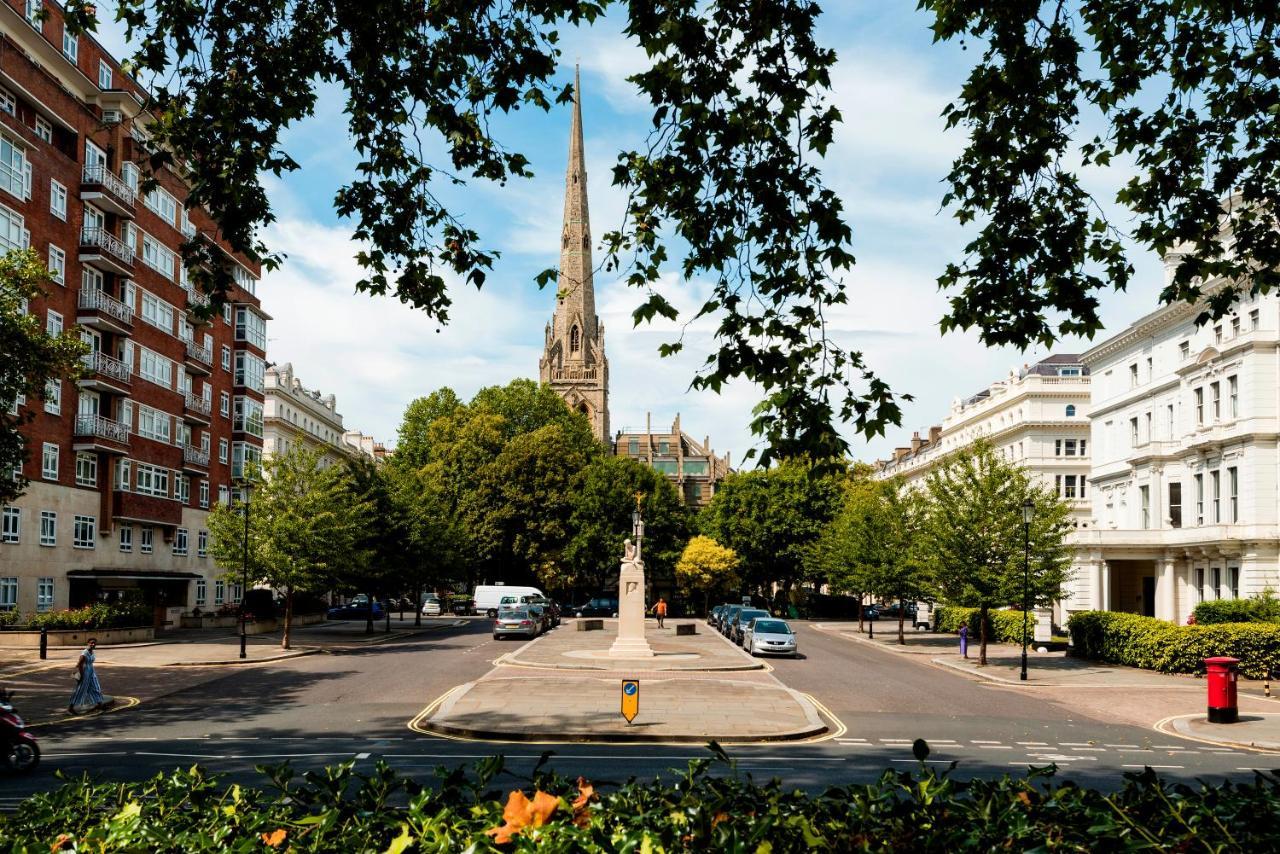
492,607 -> 541,640
742,618 -> 798,657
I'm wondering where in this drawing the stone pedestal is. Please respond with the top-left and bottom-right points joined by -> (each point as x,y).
608,559 -> 654,658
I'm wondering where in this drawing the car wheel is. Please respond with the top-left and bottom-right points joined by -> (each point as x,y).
493,634 -> 501,640
487,609 -> 498,619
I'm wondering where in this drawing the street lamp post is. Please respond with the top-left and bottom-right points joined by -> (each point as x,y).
1020,497 -> 1034,681
236,478 -> 253,660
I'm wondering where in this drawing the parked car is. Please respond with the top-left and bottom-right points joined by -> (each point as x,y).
742,618 -> 798,657
474,585 -> 546,618
719,605 -> 744,637
577,596 -> 619,618
493,607 -> 542,640
731,608 -> 772,644
420,596 -> 442,616
708,604 -> 726,627
446,595 -> 474,616
327,601 -> 385,620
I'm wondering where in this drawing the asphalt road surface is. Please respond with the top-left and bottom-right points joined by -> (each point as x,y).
0,620 -> 1274,808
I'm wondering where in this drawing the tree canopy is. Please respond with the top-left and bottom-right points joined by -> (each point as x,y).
675,535 -> 740,614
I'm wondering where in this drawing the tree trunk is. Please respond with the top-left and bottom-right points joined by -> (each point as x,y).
365,590 -> 375,635
282,586 -> 294,650
857,594 -> 865,633
385,592 -> 392,633
415,583 -> 422,627
978,602 -> 989,666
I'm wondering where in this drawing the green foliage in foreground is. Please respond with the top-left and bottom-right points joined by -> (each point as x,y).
6,756 -> 1280,852
1194,590 -> 1280,626
933,606 -> 1030,646
1069,611 -> 1280,679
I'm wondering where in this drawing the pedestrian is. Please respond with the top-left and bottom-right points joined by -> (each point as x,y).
654,597 -> 668,629
68,638 -> 112,715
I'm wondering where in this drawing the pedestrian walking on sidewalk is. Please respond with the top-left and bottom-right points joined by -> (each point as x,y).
654,597 -> 668,629
68,639 -> 112,715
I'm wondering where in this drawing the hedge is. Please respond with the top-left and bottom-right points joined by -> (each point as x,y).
1068,611 -> 1280,679
934,606 -> 1030,644
24,602 -> 152,631
6,756 -> 1280,852
1194,592 -> 1280,625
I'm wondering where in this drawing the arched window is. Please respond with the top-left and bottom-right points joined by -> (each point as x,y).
1065,404 -> 1076,417
570,325 -> 581,353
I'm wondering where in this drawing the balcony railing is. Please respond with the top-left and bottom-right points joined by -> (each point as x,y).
182,285 -> 211,308
550,366 -> 599,381
183,445 -> 210,468
81,164 -> 137,208
80,227 -> 136,267
184,392 -> 212,416
80,350 -> 132,384
77,287 -> 135,325
74,414 -> 130,443
185,340 -> 213,365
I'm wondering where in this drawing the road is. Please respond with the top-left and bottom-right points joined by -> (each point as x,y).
0,620 -> 1273,806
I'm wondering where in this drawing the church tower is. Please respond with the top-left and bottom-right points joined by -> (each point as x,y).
539,67 -> 610,444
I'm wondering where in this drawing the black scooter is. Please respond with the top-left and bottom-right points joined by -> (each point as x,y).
0,689 -> 40,772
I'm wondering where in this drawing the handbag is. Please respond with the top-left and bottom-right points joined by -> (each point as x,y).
72,668 -> 81,681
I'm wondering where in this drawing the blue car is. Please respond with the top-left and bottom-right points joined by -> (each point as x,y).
327,601 -> 385,620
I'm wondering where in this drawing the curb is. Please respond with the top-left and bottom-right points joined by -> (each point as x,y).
1156,713 -> 1280,754
929,655 -> 1211,690
164,648 -> 320,667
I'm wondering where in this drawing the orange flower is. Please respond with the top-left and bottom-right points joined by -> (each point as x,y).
485,789 -> 561,844
49,834 -> 74,852
571,777 -> 597,812
260,829 -> 287,848
712,811 -> 731,828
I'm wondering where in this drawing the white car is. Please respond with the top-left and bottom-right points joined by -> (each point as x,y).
742,618 -> 798,657
420,597 -> 442,616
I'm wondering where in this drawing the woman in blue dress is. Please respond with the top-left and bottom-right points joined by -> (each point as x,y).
68,639 -> 112,714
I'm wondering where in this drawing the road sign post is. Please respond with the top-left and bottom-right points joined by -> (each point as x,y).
621,679 -> 639,724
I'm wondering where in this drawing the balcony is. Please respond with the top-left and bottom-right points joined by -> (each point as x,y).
182,392 -> 212,425
550,366 -> 599,382
184,339 -> 213,376
77,287 -> 134,335
182,445 -> 210,473
80,164 -> 137,218
72,414 -> 130,454
77,351 -> 132,395
79,227 -> 135,276
112,490 -> 182,528
182,284 -> 211,310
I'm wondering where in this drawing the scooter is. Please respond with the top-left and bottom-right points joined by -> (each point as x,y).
0,689 -> 40,772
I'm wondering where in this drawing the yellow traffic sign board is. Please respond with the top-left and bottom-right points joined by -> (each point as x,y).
621,679 -> 639,724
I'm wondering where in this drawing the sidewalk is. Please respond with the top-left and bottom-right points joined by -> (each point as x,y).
1162,713 -> 1280,752
416,620 -> 829,743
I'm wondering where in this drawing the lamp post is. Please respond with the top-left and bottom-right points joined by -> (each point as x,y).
236,478 -> 253,660
1020,497 -> 1034,681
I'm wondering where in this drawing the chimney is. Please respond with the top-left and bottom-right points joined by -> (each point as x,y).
910,431 -> 922,453
928,425 -> 942,444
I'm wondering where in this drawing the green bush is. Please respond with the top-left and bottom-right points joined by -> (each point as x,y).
0,608 -> 21,627
1194,589 -> 1280,625
1068,611 -> 1280,678
933,606 -> 1030,644
3,757 -> 1280,851
26,602 -> 151,631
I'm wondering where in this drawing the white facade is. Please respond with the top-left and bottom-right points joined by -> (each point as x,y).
1071,272 -> 1280,623
263,363 -> 351,468
876,356 -> 1093,530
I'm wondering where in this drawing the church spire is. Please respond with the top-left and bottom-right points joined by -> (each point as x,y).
558,64 -> 595,340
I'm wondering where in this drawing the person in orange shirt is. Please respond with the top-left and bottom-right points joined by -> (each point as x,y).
653,597 -> 668,629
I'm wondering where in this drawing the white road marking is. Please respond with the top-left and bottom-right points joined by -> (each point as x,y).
1104,744 -> 1138,749
878,739 -> 912,743
355,752 -> 371,759
1016,741 -> 1049,746
1124,764 -> 1183,769
1071,747 -> 1107,752
927,739 -> 958,744
970,740 -> 1002,744
978,745 -> 1013,750
890,759 -> 953,765
1151,745 -> 1186,749
1058,742 -> 1093,747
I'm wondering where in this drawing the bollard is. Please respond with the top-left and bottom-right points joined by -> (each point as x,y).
1204,656 -> 1240,723
959,625 -> 968,659
39,626 -> 47,660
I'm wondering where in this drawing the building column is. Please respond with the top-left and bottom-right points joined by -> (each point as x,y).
1155,556 -> 1177,622
1099,561 -> 1112,612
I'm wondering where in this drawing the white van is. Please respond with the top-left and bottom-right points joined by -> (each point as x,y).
473,585 -> 545,618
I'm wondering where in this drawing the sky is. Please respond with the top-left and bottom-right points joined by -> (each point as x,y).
96,4 -> 1167,464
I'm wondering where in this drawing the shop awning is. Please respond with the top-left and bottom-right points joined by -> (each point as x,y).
69,569 -> 203,581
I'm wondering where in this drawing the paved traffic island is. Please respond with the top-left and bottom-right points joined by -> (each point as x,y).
415,619 -> 830,743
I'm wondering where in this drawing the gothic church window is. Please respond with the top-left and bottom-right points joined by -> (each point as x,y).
570,325 -> 581,353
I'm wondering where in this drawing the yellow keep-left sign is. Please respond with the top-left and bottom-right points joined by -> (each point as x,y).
621,679 -> 639,724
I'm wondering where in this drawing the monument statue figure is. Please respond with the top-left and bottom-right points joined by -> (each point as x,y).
623,537 -> 636,563
609,531 -> 654,657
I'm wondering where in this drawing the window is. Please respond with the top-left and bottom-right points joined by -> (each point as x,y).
1065,404 -> 1076,417
144,186 -> 178,226
0,506 -> 18,543
25,1 -> 41,26
223,303 -> 233,324
1139,485 -> 1150,529
1228,375 -> 1238,418
140,527 -> 153,554
197,530 -> 208,557
0,88 -> 12,116
72,515 -> 96,549
34,116 -> 51,143
1232,315 -> 1241,337
1228,466 -> 1238,523
176,473 -> 189,504
196,579 -> 207,606
214,580 -> 225,605
0,202 -> 28,252
231,442 -> 261,479
218,485 -> 230,505
1211,470 -> 1221,524
135,463 -> 170,498
141,292 -> 175,333
39,510 -> 55,546
1194,387 -> 1204,424
199,481 -> 209,509
1195,473 -> 1204,525
234,307 -> 268,349
48,245 -> 65,284
1129,364 -> 1138,387
118,524 -> 132,552
1210,382 -> 1220,420
141,234 -> 175,279
1227,566 -> 1240,600
1129,417 -> 1139,446
219,438 -> 229,463
137,404 -> 173,443
1250,309 -> 1260,330
115,457 -> 132,491
220,392 -> 230,417
0,578 -> 15,611
233,397 -> 264,437
1167,403 -> 1175,439
1194,568 -> 1205,603
41,442 -> 58,480
138,347 -> 174,388
0,134 -> 31,202
61,27 -> 77,62
1168,482 -> 1182,529
234,351 -> 266,392
50,180 -> 67,220
75,452 -> 96,486
43,379 -> 60,414
36,577 -> 53,612
173,528 -> 188,556
1211,567 -> 1222,600
98,59 -> 112,90
221,345 -> 231,371
45,310 -> 62,338
1214,325 -> 1222,343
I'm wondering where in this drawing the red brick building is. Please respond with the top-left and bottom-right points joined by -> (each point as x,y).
0,1 -> 267,624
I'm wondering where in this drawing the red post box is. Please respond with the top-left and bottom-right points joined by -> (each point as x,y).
1204,656 -> 1239,723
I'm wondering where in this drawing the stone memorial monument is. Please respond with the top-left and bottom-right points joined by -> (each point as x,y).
608,512 -> 655,658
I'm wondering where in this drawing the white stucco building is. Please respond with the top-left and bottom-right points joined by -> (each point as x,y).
263,363 -> 355,468
1070,264 -> 1280,623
